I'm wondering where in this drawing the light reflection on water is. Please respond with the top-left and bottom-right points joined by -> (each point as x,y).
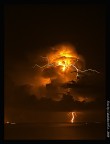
4,111 -> 105,139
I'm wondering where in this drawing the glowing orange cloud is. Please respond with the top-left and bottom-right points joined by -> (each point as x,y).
33,44 -> 84,84
33,44 -> 100,101
47,45 -> 80,73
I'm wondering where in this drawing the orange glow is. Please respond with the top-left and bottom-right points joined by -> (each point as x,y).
47,45 -> 79,73
34,44 -> 99,87
40,78 -> 51,86
32,44 -> 100,101
73,95 -> 95,103
38,44 -> 84,84
77,96 -> 87,102
33,44 -> 84,85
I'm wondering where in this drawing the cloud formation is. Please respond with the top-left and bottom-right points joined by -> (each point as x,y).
5,44 -> 105,112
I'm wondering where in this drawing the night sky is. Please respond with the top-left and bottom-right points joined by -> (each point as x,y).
4,4 -> 106,123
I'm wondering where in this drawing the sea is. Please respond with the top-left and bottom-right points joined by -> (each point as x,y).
4,122 -> 106,140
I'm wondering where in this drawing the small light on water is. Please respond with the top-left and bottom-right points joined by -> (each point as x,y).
6,121 -> 10,124
11,122 -> 16,124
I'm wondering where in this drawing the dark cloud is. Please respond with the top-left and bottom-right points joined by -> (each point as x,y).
5,74 -> 105,112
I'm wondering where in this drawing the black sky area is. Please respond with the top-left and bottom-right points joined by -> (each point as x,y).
5,4 -> 105,71
4,4 -> 106,122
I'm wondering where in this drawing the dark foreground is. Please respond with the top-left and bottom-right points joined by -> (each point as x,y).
4,122 -> 106,140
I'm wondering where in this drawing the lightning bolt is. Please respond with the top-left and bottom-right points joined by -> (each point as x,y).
33,56 -> 100,81
71,112 -> 76,123
71,61 -> 100,81
33,56 -> 54,71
